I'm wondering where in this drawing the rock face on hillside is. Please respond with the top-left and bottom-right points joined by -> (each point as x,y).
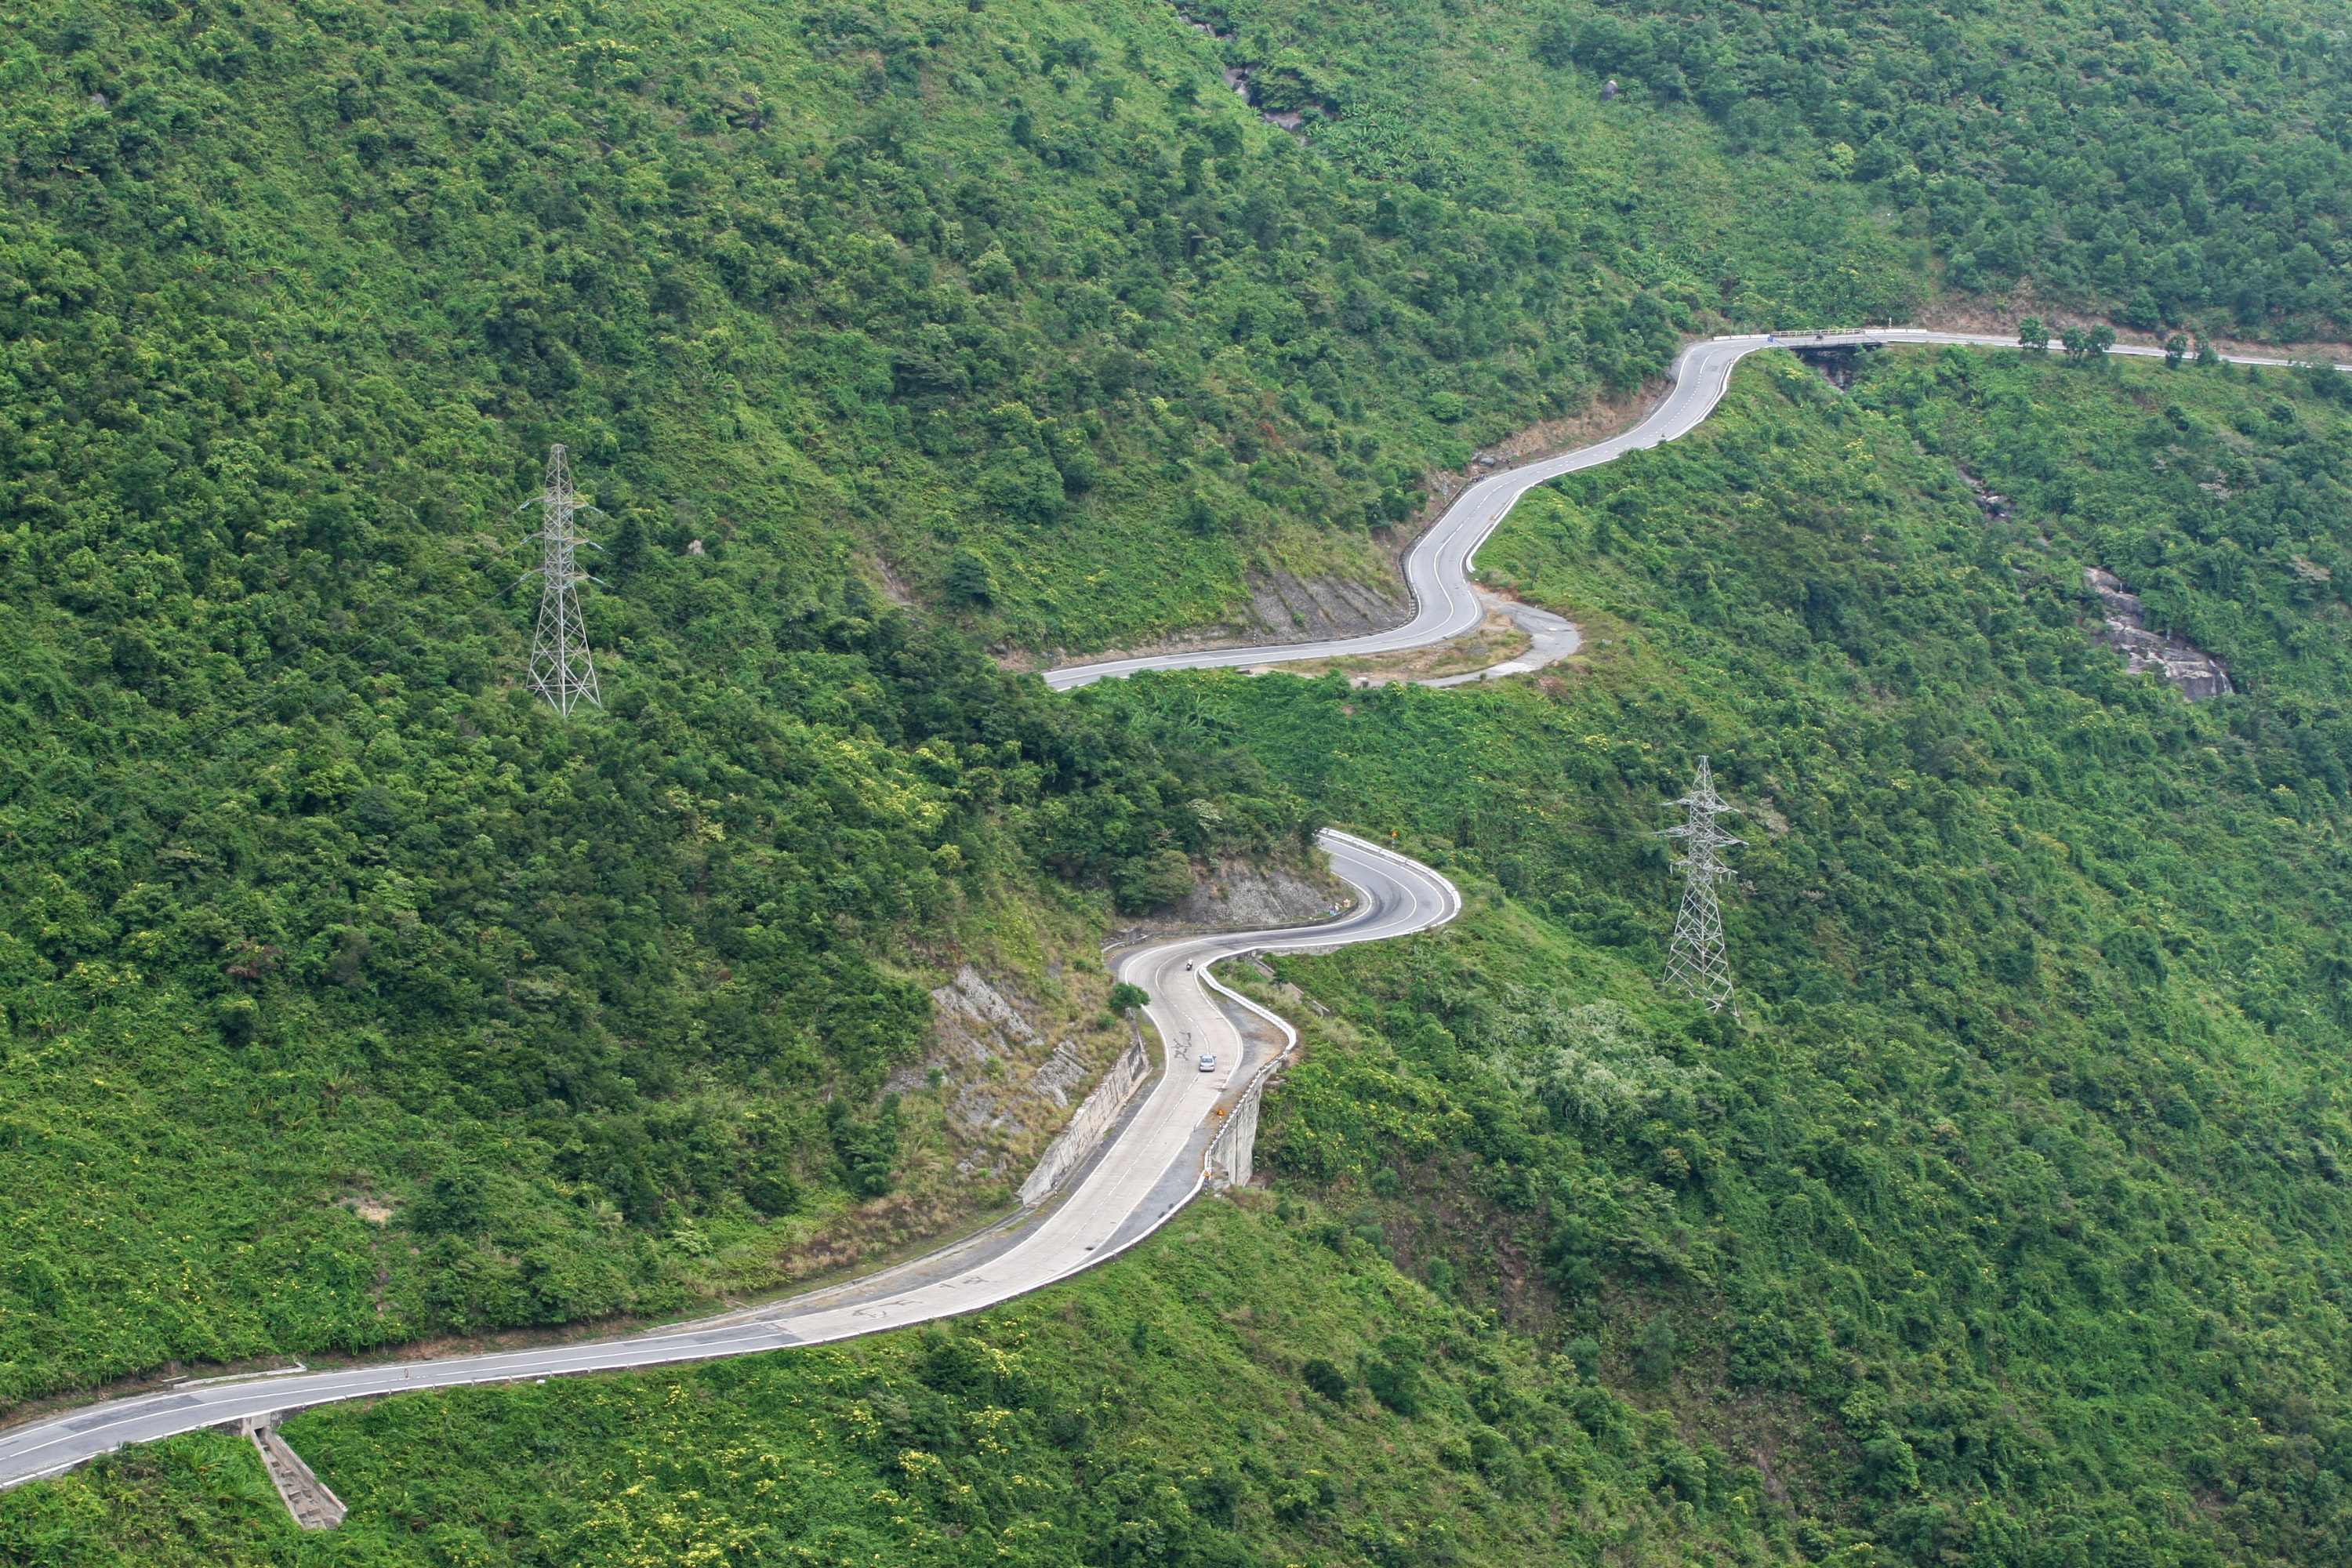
1117,855 -> 1350,936
1241,570 -> 1407,641
1041,572 -> 1407,673
2085,568 -> 2232,699
918,967 -> 1117,1183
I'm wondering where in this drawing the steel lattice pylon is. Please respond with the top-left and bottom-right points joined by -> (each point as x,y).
522,444 -> 601,716
1658,755 -> 1742,1014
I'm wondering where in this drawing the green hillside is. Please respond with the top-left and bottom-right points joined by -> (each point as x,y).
17,348 -> 2352,1567
1210,0 -> 2352,340
8,0 -> 2352,1560
2,1197 -> 1806,1567
0,0 -> 1927,1406
0,0 -> 1921,662
1096,347 -> 2352,1563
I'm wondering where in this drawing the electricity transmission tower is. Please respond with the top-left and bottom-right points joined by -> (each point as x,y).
1659,756 -> 1742,1014
521,443 -> 601,715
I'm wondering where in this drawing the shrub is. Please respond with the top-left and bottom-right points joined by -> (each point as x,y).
1301,1357 -> 1351,1402
1363,1334 -> 1424,1416
1113,850 -> 1197,912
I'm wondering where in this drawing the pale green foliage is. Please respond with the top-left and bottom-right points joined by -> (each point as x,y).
1485,993 -> 1711,1125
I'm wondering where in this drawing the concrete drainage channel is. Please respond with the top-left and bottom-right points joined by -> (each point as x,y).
239,1414 -> 347,1530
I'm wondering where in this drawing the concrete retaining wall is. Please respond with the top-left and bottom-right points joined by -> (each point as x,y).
1018,1029 -> 1152,1207
241,1415 -> 346,1530
1201,962 -> 1300,1192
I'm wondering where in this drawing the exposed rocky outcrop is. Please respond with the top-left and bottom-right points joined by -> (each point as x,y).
1241,569 -> 1408,641
2085,568 -> 2232,699
1792,344 -> 1864,389
911,966 -> 1121,1183
1956,466 -> 2015,525
1117,855 -> 1350,938
1033,572 -> 1408,672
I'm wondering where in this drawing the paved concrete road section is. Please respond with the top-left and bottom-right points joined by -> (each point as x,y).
1420,593 -> 1580,689
0,830 -> 1457,1490
1045,330 -> 2347,692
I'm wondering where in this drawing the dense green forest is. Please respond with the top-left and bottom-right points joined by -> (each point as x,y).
1209,0 -> 2352,339
17,350 -> 2352,1566
1530,0 -> 2352,334
9,0 -> 2352,1558
0,0 -> 1926,659
0,0 -> 1385,1406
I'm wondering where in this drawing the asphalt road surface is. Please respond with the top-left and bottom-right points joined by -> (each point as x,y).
4,327 -> 2332,1490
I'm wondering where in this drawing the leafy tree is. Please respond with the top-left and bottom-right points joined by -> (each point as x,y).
829,1097 -> 905,1200
946,550 -> 996,607
1114,850 -> 1198,912
1633,1313 -> 1675,1385
1362,1334 -> 1424,1417
1301,1356 -> 1352,1402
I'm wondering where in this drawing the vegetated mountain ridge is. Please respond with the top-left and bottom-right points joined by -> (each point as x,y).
5,0 -> 2352,1559
19,346 -> 2352,1568
1207,0 -> 2350,342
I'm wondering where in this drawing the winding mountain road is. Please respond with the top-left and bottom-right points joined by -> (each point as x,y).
2,328 -> 2330,1492
1047,328 -> 2341,691
0,832 -> 1457,1489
